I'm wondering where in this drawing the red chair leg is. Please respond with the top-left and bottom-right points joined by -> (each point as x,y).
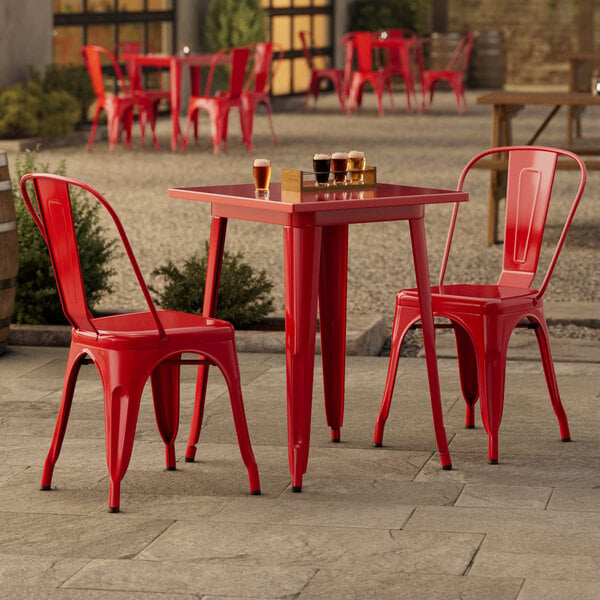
374,303 -> 418,446
41,350 -> 82,490
533,320 -> 571,441
453,323 -> 479,428
185,364 -> 209,462
150,357 -> 181,470
103,378 -> 143,513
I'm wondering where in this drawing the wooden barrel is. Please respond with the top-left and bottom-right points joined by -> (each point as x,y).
470,30 -> 506,88
0,151 -> 18,355
427,32 -> 462,70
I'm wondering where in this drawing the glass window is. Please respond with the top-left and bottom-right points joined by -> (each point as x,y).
88,0 -> 115,11
88,25 -> 115,49
53,0 -> 83,12
118,0 -> 144,11
53,26 -> 83,64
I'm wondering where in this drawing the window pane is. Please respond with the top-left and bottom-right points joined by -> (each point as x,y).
148,0 -> 173,8
88,25 -> 115,48
54,0 -> 84,12
292,56 -> 309,94
118,0 -> 144,10
148,21 -> 172,53
118,23 -> 143,44
88,0 -> 116,11
54,26 -> 83,64
272,15 -> 291,48
292,15 -> 311,50
294,0 -> 311,6
313,15 -> 330,46
272,58 -> 291,95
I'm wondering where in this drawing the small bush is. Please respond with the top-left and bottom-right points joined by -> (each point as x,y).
0,74 -> 79,140
43,63 -> 95,125
151,245 -> 274,328
12,148 -> 117,325
204,0 -> 266,51
348,0 -> 421,34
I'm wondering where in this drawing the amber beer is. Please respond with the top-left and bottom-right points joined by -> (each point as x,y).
253,158 -> 271,196
331,151 -> 349,184
348,150 -> 366,184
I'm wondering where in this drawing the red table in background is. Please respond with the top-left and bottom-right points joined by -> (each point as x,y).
122,52 -> 229,151
169,182 -> 468,491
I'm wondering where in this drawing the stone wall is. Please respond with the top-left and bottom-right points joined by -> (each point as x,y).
446,0 -> 599,87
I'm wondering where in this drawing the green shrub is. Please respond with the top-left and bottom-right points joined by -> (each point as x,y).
151,245 -> 274,328
204,0 -> 266,51
348,0 -> 421,34
42,63 -> 95,125
12,148 -> 116,325
0,75 -> 79,139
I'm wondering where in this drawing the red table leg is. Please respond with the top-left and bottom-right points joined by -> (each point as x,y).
318,225 -> 348,443
409,217 -> 452,469
283,225 -> 322,492
169,57 -> 182,151
185,216 -> 228,462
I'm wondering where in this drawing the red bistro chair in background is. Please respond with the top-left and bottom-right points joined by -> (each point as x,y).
344,31 -> 395,116
81,45 -> 159,151
20,173 -> 260,512
113,41 -> 171,146
242,41 -> 283,145
378,29 -> 421,112
182,46 -> 252,154
421,32 -> 474,114
299,30 -> 345,112
374,146 -> 586,464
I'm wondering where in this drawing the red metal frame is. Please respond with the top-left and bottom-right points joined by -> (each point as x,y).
169,182 -> 468,490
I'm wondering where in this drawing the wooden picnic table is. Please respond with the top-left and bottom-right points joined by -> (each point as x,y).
476,90 -> 600,244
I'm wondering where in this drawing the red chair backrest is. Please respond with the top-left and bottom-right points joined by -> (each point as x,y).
352,32 -> 378,73
245,42 -> 282,95
205,46 -> 250,100
19,173 -> 166,338
299,31 -> 314,69
445,32 -> 474,74
81,45 -> 129,98
440,146 -> 586,296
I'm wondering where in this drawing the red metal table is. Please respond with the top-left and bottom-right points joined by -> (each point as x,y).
169,182 -> 468,491
122,52 -> 229,151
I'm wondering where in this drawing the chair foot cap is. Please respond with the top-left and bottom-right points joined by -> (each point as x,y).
108,507 -> 120,513
488,459 -> 499,465
465,424 -> 475,429
40,486 -> 51,491
331,428 -> 341,443
166,466 -> 176,471
373,442 -> 383,447
251,489 -> 261,495
562,437 -> 572,442
184,457 -> 195,463
442,464 -> 453,471
291,486 -> 302,493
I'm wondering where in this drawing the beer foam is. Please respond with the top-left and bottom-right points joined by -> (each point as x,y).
253,158 -> 270,166
348,150 -> 365,158
313,153 -> 330,160
332,152 -> 348,159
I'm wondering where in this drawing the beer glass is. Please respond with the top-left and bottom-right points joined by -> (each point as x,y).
331,152 -> 349,184
253,158 -> 271,197
313,153 -> 331,186
348,150 -> 366,184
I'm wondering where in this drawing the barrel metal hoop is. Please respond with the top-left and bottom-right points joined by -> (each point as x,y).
0,220 -> 17,233
0,277 -> 17,291
0,316 -> 12,329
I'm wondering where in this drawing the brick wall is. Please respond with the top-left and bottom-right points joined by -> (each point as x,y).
445,0 -> 598,87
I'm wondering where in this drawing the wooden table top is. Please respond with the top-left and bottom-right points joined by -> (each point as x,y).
477,90 -> 600,106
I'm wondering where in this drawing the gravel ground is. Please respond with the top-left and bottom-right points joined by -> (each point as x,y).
6,88 -> 600,331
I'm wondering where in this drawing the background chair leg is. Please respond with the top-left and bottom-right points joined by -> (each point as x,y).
453,323 -> 479,428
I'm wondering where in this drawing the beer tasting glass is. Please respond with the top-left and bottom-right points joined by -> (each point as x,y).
348,150 -> 366,184
313,153 -> 331,186
253,158 -> 271,197
331,152 -> 349,184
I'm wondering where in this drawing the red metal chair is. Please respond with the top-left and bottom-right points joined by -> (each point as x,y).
374,146 -> 586,464
20,173 -> 260,512
81,45 -> 159,151
182,46 -> 252,154
421,32 -> 474,114
242,41 -> 283,145
379,29 -> 420,112
344,31 -> 395,116
113,41 -> 171,147
299,30 -> 345,112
